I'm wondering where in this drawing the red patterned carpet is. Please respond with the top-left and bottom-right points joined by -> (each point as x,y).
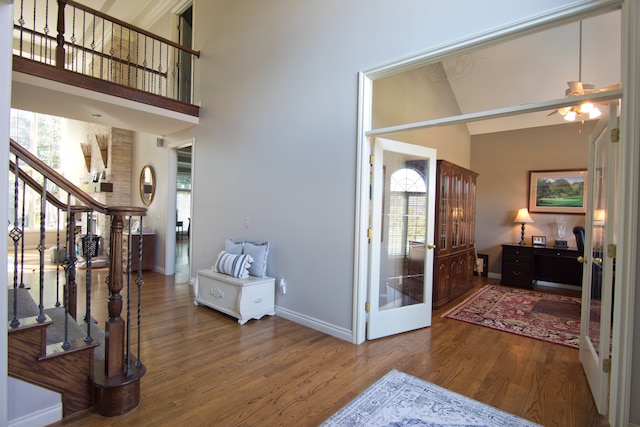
442,285 -> 597,349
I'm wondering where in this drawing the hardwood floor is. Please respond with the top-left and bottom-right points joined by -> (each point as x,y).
34,246 -> 606,426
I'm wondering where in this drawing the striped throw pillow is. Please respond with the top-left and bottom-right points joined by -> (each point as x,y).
213,251 -> 253,279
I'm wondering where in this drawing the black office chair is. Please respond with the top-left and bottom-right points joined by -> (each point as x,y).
573,226 -> 585,254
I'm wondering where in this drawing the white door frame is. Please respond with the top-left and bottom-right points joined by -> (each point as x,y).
167,137 -> 195,282
353,1 -> 637,425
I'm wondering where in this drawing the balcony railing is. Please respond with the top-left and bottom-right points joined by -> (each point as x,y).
13,0 -> 200,107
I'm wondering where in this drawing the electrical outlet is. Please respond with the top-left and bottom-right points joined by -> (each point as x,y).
244,218 -> 249,228
279,279 -> 287,295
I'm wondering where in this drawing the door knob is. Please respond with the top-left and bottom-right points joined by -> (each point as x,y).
427,244 -> 436,250
577,256 -> 588,263
593,257 -> 603,266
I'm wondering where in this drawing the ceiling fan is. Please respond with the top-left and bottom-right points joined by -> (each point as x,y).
550,21 -> 621,121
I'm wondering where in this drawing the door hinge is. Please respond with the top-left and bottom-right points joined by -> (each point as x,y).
367,227 -> 373,240
369,154 -> 374,166
365,301 -> 370,313
611,128 -> 620,143
603,358 -> 612,373
607,243 -> 616,258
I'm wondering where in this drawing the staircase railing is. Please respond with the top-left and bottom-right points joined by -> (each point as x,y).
8,137 -> 147,417
12,0 -> 200,106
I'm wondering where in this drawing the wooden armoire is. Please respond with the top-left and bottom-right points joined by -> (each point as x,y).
432,160 -> 479,309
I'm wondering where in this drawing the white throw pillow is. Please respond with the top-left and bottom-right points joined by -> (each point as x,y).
243,241 -> 269,277
213,251 -> 253,279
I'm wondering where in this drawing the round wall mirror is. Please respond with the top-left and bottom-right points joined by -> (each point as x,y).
139,165 -> 156,206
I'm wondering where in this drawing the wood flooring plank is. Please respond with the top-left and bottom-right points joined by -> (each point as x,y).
40,267 -> 609,427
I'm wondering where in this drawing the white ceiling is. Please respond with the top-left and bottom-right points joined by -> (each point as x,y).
10,3 -> 621,136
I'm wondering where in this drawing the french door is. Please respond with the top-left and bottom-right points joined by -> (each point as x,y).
367,138 -> 437,340
580,102 -> 618,414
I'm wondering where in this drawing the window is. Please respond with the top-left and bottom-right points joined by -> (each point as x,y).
388,168 -> 427,256
8,109 -> 65,230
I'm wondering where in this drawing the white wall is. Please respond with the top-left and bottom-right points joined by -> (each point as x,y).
1,1 -> 13,423
131,132 -> 171,273
164,0 -> 598,335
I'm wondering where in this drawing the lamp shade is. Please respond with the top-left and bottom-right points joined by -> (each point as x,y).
513,208 -> 534,224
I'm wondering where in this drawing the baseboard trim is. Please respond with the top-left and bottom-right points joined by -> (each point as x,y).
275,306 -> 354,343
8,404 -> 62,427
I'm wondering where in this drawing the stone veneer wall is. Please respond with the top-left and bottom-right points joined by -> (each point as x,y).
83,124 -> 133,256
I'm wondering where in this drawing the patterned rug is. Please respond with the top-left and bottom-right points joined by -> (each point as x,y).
321,369 -> 540,426
442,285 -> 590,348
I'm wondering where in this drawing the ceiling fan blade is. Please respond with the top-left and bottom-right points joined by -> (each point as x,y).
547,110 -> 558,116
597,83 -> 621,92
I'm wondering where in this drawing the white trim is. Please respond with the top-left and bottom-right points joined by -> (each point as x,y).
609,1 -> 639,426
8,404 -> 62,427
275,307 -> 354,343
353,72 -> 372,345
366,90 -> 622,138
361,0 -> 622,80
167,137 -> 195,280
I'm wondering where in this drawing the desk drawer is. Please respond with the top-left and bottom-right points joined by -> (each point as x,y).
502,265 -> 533,287
503,254 -> 531,267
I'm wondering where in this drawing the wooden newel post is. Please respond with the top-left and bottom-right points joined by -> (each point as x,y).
93,207 -> 146,417
105,213 -> 125,377
56,0 -> 67,69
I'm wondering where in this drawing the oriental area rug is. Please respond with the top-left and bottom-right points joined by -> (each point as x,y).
320,369 -> 541,426
442,285 -> 594,349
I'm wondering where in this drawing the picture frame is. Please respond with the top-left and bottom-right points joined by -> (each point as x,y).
532,235 -> 546,247
528,169 -> 587,214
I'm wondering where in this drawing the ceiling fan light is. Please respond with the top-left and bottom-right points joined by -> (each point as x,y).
580,102 -> 594,114
564,110 -> 577,121
557,107 -> 570,116
589,107 -> 602,119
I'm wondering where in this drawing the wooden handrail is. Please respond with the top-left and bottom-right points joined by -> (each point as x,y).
10,159 -> 91,214
11,138 -> 108,214
64,0 -> 201,58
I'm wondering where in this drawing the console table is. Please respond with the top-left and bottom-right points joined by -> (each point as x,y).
501,243 -> 583,288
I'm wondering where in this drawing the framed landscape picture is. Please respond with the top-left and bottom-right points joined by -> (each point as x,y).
529,170 -> 587,214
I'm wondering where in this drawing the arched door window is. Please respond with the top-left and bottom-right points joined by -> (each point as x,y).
388,168 -> 427,256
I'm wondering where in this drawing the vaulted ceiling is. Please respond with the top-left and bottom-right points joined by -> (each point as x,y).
12,2 -> 621,136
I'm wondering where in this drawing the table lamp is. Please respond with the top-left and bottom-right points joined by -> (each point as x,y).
513,208 -> 534,245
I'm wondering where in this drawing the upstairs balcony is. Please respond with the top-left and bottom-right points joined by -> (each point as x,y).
11,0 -> 200,135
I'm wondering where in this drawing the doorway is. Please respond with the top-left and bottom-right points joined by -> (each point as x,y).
175,145 -> 192,282
353,4 -> 634,425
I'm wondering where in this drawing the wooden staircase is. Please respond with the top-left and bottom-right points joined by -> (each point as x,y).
8,138 -> 147,418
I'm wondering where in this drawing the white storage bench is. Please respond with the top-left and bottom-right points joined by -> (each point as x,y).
194,269 -> 275,325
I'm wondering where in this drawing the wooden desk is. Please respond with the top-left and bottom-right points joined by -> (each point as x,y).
501,243 -> 582,288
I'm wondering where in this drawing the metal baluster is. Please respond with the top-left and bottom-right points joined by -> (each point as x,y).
43,0 -> 50,64
151,38 -> 155,94
18,0 -> 25,57
84,211 -> 93,342
125,217 -> 133,376
62,195 -> 72,350
10,159 -> 23,328
135,32 -> 139,91
100,15 -> 105,79
165,44 -> 169,98
19,180 -> 27,289
55,208 -> 61,307
172,45 -> 177,100
37,176 -> 47,323
90,9 -> 95,77
30,0 -> 35,60
126,28 -> 132,87
119,24 -> 123,84
70,5 -> 77,72
142,35 -> 147,92
135,215 -> 145,368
